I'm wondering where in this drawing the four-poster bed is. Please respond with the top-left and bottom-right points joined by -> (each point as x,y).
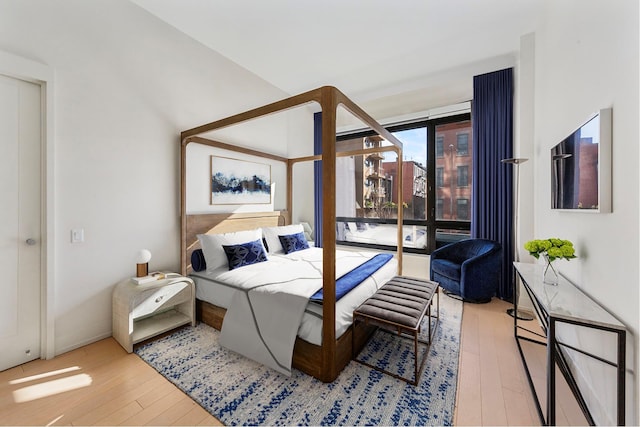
180,86 -> 405,382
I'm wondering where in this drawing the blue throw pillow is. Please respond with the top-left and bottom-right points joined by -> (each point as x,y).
278,232 -> 310,254
222,239 -> 268,270
191,249 -> 207,272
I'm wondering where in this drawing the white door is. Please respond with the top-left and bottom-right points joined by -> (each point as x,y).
0,74 -> 42,371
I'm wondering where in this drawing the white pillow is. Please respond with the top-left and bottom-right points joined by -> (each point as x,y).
262,224 -> 304,254
300,221 -> 313,240
197,228 -> 265,271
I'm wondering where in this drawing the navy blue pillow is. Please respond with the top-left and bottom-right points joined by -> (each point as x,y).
278,232 -> 310,254
222,239 -> 268,270
191,249 -> 207,272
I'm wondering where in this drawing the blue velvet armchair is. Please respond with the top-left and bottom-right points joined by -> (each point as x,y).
429,238 -> 502,303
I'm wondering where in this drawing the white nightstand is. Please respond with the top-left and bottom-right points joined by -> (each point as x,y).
112,273 -> 195,353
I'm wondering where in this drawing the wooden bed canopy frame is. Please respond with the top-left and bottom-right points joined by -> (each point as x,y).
180,86 -> 404,382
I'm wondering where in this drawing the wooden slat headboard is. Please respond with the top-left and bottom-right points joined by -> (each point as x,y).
183,211 -> 288,274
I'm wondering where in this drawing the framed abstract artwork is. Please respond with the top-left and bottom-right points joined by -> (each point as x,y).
210,156 -> 272,205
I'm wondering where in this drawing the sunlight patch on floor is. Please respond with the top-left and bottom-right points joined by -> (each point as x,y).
45,414 -> 64,426
12,373 -> 92,403
9,366 -> 81,385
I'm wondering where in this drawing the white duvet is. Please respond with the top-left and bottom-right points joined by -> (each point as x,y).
216,247 -> 394,376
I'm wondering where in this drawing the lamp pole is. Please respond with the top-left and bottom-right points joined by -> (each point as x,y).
501,158 -> 534,321
449,144 -> 455,219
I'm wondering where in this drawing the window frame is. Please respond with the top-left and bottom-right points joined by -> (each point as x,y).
456,198 -> 469,221
335,112 -> 471,254
436,135 -> 444,158
457,165 -> 469,187
436,167 -> 444,188
456,132 -> 469,156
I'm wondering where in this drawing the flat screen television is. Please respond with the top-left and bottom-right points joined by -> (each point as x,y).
551,108 -> 611,212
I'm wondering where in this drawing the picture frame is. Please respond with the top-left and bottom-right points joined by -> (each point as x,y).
210,156 -> 272,205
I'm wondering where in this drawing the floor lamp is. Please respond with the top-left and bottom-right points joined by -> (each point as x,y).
501,158 -> 534,321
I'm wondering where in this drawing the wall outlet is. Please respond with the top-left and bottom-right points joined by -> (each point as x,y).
71,229 -> 84,243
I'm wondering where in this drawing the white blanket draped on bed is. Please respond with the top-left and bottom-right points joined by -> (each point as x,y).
218,248 -> 391,376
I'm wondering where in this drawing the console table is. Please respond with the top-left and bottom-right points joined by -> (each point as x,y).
513,262 -> 626,426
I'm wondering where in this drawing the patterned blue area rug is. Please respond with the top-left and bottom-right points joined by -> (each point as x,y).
136,291 -> 462,426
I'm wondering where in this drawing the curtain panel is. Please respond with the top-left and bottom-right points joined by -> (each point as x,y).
471,68 -> 514,301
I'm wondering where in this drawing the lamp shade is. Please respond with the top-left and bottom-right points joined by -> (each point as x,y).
135,249 -> 152,264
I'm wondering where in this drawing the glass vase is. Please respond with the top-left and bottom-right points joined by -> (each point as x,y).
543,255 -> 559,285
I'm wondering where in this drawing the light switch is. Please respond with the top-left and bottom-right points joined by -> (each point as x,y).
71,229 -> 84,243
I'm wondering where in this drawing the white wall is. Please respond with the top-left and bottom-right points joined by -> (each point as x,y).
515,33 -> 536,261
0,0 -> 293,355
286,107 -> 316,226
532,1 -> 638,423
184,103 -> 317,224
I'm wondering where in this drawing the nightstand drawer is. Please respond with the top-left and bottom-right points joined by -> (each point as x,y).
132,281 -> 191,319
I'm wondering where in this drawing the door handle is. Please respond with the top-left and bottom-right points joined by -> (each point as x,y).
25,238 -> 36,246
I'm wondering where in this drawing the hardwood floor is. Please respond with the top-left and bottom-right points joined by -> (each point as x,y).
456,298 -> 540,425
0,338 -> 221,426
0,298 -> 584,426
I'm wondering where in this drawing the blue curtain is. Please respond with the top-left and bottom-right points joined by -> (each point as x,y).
314,112 -> 323,247
471,68 -> 514,301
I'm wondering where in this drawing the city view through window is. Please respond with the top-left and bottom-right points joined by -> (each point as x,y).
335,115 -> 472,253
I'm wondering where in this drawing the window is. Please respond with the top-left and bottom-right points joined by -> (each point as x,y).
335,112 -> 471,254
457,198 -> 469,220
457,133 -> 469,156
437,122 -> 473,225
457,165 -> 469,187
436,135 -> 444,157
436,167 -> 444,188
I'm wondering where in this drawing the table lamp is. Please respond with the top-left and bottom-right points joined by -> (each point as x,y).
135,249 -> 152,277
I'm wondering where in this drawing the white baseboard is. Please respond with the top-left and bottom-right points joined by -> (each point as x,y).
53,331 -> 114,358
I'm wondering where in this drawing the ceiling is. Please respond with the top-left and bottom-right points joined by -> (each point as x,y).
132,0 -> 542,120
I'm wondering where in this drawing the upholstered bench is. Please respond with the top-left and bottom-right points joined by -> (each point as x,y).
352,276 -> 439,385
